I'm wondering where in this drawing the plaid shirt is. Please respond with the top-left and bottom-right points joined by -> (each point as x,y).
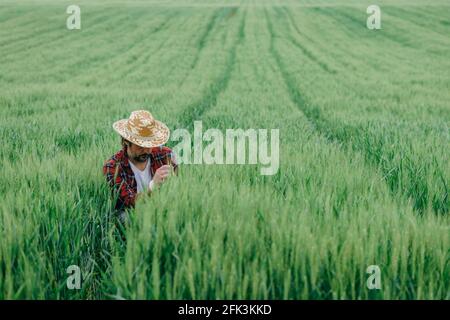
103,146 -> 177,210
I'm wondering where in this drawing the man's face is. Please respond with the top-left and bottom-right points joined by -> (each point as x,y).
125,141 -> 151,163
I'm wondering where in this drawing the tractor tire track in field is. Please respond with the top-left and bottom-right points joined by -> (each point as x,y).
0,9 -> 48,35
9,11 -> 179,86
419,5 -> 450,24
265,8 -> 329,137
309,7 -> 427,76
0,11 -> 132,65
178,8 -> 246,130
187,7 -> 239,73
281,6 -> 360,74
265,8 -> 448,215
392,5 -> 450,25
283,6 -> 372,74
0,13 -> 66,48
384,6 -> 450,40
274,6 -> 336,75
2,12 -> 156,86
111,12 -> 189,82
0,6 -> 28,24
178,8 -> 226,88
0,9 -> 115,58
314,6 -> 427,53
65,13 -> 172,80
71,11 -> 181,84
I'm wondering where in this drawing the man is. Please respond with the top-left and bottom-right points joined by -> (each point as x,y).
103,110 -> 177,217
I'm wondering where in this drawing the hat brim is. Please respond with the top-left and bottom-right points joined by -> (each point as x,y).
113,119 -> 170,148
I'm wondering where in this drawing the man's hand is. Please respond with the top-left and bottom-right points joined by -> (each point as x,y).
150,165 -> 173,190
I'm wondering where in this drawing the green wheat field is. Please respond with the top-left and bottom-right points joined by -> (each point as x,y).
0,0 -> 449,299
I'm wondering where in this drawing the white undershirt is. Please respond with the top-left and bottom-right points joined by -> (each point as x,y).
129,159 -> 152,193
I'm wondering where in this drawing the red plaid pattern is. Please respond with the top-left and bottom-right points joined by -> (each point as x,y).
103,146 -> 177,210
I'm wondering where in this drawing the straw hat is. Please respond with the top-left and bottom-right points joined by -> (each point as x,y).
113,110 -> 170,148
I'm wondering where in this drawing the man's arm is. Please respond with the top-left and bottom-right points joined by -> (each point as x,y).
171,152 -> 179,175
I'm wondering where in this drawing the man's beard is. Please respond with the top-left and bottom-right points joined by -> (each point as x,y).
133,154 -> 149,162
